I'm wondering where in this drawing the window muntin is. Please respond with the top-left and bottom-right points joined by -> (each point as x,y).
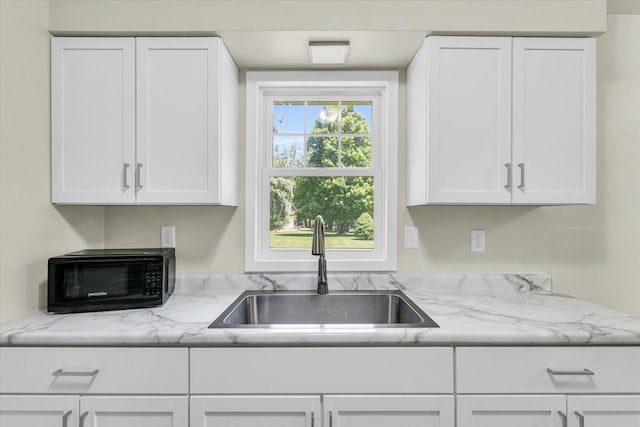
272,100 -> 373,168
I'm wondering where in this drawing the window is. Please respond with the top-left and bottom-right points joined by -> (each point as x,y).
246,71 -> 398,272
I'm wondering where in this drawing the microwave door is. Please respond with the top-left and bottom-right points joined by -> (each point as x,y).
56,260 -> 146,304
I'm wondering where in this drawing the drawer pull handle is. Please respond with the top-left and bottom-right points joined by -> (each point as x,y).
53,368 -> 100,377
547,368 -> 594,376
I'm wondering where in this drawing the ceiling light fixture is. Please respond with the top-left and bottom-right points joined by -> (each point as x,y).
308,41 -> 350,65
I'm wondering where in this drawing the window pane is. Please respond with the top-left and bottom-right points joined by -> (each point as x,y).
273,135 -> 305,168
273,101 -> 305,134
270,176 -> 374,249
306,136 -> 338,167
342,101 -> 372,133
308,101 -> 340,133
341,136 -> 372,168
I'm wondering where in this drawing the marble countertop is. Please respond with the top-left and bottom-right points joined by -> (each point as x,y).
1,273 -> 639,346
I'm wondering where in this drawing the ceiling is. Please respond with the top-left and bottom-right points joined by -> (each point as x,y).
218,31 -> 428,69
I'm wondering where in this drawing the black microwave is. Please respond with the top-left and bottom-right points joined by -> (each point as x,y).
48,248 -> 175,313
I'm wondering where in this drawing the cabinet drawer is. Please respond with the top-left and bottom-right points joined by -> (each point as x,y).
456,347 -> 640,393
0,347 -> 188,394
191,347 -> 453,394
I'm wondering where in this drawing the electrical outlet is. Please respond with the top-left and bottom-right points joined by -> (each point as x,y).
404,226 -> 419,249
471,229 -> 485,252
161,226 -> 175,248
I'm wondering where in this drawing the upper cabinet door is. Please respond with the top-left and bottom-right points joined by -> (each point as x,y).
407,36 -> 512,205
51,38 -> 136,204
136,38 -> 237,205
512,38 -> 596,204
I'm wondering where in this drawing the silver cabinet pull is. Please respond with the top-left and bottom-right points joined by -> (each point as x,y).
310,411 -> 315,427
123,163 -> 130,189
558,410 -> 567,427
62,410 -> 72,427
575,411 -> 585,427
504,163 -> 512,191
547,368 -> 594,376
136,163 -> 143,189
79,411 -> 89,427
518,163 -> 525,191
53,368 -> 100,377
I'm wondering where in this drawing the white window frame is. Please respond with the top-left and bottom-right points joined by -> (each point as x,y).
245,71 -> 398,272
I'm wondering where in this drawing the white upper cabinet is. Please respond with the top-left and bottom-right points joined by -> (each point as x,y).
407,37 -> 512,205
407,36 -> 596,206
51,38 -> 136,204
51,37 -> 238,205
512,38 -> 596,204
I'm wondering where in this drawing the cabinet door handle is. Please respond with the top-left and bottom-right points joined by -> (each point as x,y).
575,411 -> 585,427
547,368 -> 594,376
136,163 -> 143,189
62,410 -> 72,427
517,163 -> 525,191
557,410 -> 566,427
79,411 -> 89,427
329,411 -> 335,427
504,163 -> 512,191
123,163 -> 130,189
52,368 -> 100,377
310,411 -> 315,427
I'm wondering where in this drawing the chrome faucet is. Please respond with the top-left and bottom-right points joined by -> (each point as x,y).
311,215 -> 328,294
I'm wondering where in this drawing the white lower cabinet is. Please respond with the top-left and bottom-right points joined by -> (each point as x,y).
567,395 -> 640,427
81,396 -> 188,427
190,395 -> 454,427
2,346 -> 639,427
191,396 -> 321,427
456,347 -> 640,427
0,395 -> 188,427
324,395 -> 454,427
0,395 -> 78,427
457,395 -> 640,427
457,395 -> 566,427
0,347 -> 189,427
189,347 -> 455,427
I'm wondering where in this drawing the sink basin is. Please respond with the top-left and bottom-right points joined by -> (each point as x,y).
209,290 -> 439,328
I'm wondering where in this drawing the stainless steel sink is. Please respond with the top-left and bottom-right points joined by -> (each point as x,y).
209,290 -> 439,328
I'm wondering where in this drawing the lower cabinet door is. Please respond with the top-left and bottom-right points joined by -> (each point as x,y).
323,395 -> 455,427
0,395 -> 78,427
190,396 -> 321,427
568,395 -> 640,427
80,396 -> 188,427
457,395 -> 566,427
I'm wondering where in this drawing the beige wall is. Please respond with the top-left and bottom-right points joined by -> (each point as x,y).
0,0 -> 104,323
1,0 -> 639,323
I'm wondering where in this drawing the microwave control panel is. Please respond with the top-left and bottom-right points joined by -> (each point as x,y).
144,262 -> 163,296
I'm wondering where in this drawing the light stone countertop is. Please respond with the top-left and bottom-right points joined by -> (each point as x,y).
1,273 -> 639,346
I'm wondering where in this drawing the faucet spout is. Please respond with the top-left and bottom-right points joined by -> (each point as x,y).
312,215 -> 328,294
